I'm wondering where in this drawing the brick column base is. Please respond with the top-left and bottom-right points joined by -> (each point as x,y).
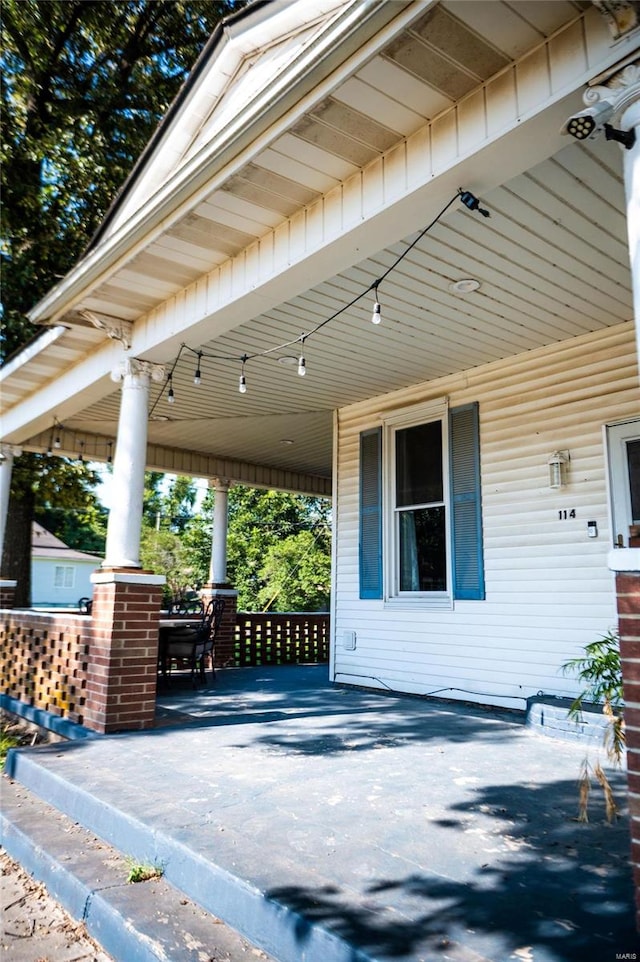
85,569 -> 165,734
0,580 -> 17,609
200,585 -> 237,668
609,539 -> 640,932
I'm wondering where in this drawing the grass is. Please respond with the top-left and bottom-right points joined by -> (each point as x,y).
0,718 -> 41,770
125,858 -> 164,883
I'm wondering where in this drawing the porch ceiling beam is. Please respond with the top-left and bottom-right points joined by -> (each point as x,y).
19,429 -> 332,497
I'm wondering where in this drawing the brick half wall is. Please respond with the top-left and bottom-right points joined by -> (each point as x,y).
610,544 -> 640,933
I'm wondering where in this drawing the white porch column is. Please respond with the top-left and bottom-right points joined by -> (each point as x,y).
104,358 -> 164,568
208,478 -> 231,584
0,445 -> 21,563
621,95 -> 640,368
582,61 -> 640,367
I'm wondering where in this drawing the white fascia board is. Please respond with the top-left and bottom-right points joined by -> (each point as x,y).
105,1 -> 346,236
0,326 -> 67,381
28,0 -> 425,326
1,338 -> 123,444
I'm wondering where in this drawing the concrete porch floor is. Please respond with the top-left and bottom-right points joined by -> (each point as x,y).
2,664 -> 637,961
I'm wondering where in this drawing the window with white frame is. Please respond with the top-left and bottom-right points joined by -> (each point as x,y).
54,565 -> 75,589
392,416 -> 447,595
359,401 -> 485,604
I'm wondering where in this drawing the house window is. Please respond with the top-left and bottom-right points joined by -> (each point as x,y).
359,402 -> 484,604
395,419 -> 447,593
54,565 -> 75,589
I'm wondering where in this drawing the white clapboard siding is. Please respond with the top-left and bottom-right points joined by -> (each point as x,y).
333,322 -> 638,710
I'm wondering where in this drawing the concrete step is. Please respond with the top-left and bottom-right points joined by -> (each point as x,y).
1,774 -> 278,962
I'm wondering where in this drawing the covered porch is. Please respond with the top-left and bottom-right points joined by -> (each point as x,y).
2,0 -> 640,932
2,663 -> 636,961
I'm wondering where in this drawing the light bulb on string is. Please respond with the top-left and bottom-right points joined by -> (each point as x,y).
371,284 -> 382,325
239,356 -> 248,394
107,442 -> 113,465
161,192 -> 486,405
78,441 -> 85,464
298,336 -> 306,377
167,375 -> 175,405
54,422 -> 62,449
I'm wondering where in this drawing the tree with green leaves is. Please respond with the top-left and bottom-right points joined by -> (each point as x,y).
1,0 -> 241,602
139,474 -> 200,602
3,457 -> 105,605
181,486 -> 331,611
258,529 -> 331,612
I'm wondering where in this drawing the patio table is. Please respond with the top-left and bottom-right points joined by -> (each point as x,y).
158,616 -> 200,679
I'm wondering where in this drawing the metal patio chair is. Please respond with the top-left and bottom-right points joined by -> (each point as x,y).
163,598 -> 225,686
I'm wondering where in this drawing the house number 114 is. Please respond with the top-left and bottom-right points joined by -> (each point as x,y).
558,509 -> 576,519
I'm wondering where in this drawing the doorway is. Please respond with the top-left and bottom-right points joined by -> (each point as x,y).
607,419 -> 640,547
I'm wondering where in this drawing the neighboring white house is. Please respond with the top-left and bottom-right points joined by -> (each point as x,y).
1,0 -> 639,710
31,523 -> 101,608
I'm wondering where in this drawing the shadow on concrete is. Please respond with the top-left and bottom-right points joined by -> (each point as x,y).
268,774 -> 636,962
154,664 -> 525,756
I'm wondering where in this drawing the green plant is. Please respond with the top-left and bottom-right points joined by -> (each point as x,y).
0,717 -> 40,769
125,858 -> 163,884
0,730 -> 21,770
561,629 -> 624,822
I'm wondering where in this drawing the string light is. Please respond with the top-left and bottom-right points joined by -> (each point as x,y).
298,337 -> 306,377
239,355 -> 248,394
371,283 -> 382,325
78,441 -> 85,464
147,189 -> 489,409
107,441 -> 113,464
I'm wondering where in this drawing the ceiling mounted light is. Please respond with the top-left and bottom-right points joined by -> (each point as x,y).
278,355 -> 297,366
280,438 -> 294,445
449,278 -> 481,294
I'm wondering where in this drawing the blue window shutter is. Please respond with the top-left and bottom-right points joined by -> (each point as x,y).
449,403 -> 485,600
360,427 -> 382,599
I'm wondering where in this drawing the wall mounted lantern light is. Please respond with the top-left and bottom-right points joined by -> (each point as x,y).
548,450 -> 570,489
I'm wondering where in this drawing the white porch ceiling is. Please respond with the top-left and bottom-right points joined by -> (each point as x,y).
4,0 -> 634,491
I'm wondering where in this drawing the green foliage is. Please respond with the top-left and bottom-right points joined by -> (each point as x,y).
561,630 -> 624,720
36,502 -> 107,556
561,630 -> 624,823
258,530 -> 331,612
0,728 -> 21,770
2,453 -> 106,603
1,0 -> 242,360
140,527 -> 195,604
126,858 -> 163,884
180,486 -> 332,610
1,1 -> 241,600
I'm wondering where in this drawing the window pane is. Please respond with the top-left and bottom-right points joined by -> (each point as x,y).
399,506 -> 446,591
396,421 -> 442,507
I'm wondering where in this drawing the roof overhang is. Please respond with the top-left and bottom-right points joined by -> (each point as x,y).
2,1 -> 638,491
